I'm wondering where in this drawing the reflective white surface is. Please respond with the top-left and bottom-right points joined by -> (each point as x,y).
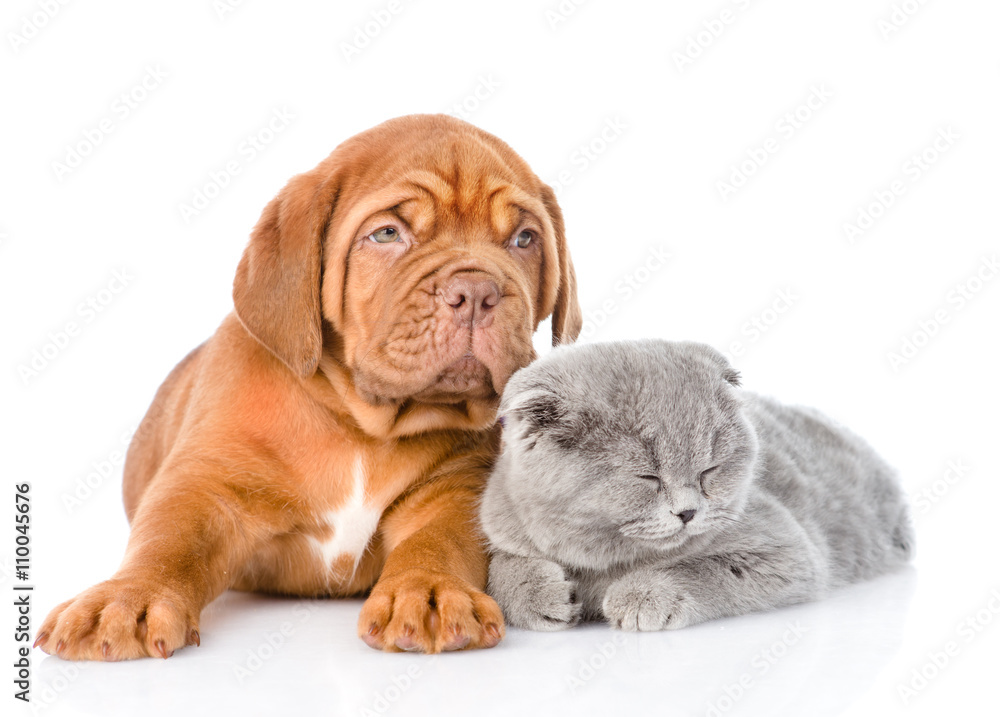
14,568 -> 945,717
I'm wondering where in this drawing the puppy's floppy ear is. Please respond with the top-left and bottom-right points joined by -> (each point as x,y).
233,169 -> 337,378
540,184 -> 583,346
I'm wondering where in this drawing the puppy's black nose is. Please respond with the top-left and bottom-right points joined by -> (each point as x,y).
676,509 -> 696,525
443,273 -> 501,328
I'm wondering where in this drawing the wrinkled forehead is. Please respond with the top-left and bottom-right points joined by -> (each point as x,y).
330,118 -> 549,237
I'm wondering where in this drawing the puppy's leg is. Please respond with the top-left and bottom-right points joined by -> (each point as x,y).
359,472 -> 505,653
36,464 -> 297,661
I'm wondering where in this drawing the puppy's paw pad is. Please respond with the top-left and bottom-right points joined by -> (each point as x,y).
358,569 -> 504,653
37,577 -> 199,661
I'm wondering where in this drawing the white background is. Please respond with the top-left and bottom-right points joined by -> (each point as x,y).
2,0 -> 999,716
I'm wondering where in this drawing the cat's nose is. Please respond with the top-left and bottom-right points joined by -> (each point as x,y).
676,509 -> 697,525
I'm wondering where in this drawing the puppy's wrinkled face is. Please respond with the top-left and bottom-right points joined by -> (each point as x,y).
341,192 -> 540,404
493,341 -> 758,570
234,115 -> 579,436
323,119 -> 557,409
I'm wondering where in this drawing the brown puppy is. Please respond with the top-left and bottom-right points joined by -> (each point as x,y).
36,115 -> 582,659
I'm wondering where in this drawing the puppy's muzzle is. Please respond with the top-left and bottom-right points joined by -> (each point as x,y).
442,271 -> 501,329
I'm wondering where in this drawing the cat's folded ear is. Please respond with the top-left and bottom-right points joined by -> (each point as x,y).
720,365 -> 741,387
679,341 -> 741,387
498,384 -> 571,441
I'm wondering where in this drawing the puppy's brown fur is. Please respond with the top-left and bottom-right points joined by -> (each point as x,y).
37,115 -> 581,659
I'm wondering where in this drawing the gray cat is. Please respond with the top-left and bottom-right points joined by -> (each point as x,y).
480,340 -> 913,631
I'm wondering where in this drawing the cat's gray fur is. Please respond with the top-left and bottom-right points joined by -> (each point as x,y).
480,341 -> 914,631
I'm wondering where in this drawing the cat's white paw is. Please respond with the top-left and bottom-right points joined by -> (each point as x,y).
602,574 -> 691,631
488,553 -> 582,631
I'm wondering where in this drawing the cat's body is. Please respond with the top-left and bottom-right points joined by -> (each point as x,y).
480,341 -> 913,631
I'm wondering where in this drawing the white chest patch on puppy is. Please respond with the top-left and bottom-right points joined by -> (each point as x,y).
310,455 -> 382,575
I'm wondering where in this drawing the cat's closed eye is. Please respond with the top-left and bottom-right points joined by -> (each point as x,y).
699,466 -> 720,497
638,475 -> 662,491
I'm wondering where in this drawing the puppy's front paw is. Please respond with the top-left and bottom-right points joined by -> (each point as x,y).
36,575 -> 201,661
358,569 -> 505,653
602,572 -> 691,631
487,553 -> 581,631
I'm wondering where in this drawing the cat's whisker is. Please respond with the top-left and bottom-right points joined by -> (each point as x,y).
618,519 -> 662,537
711,510 -> 745,524
619,524 -> 686,541
706,519 -> 743,535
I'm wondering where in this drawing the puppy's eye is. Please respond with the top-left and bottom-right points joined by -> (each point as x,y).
512,230 -> 533,249
369,227 -> 400,244
700,466 -> 719,496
